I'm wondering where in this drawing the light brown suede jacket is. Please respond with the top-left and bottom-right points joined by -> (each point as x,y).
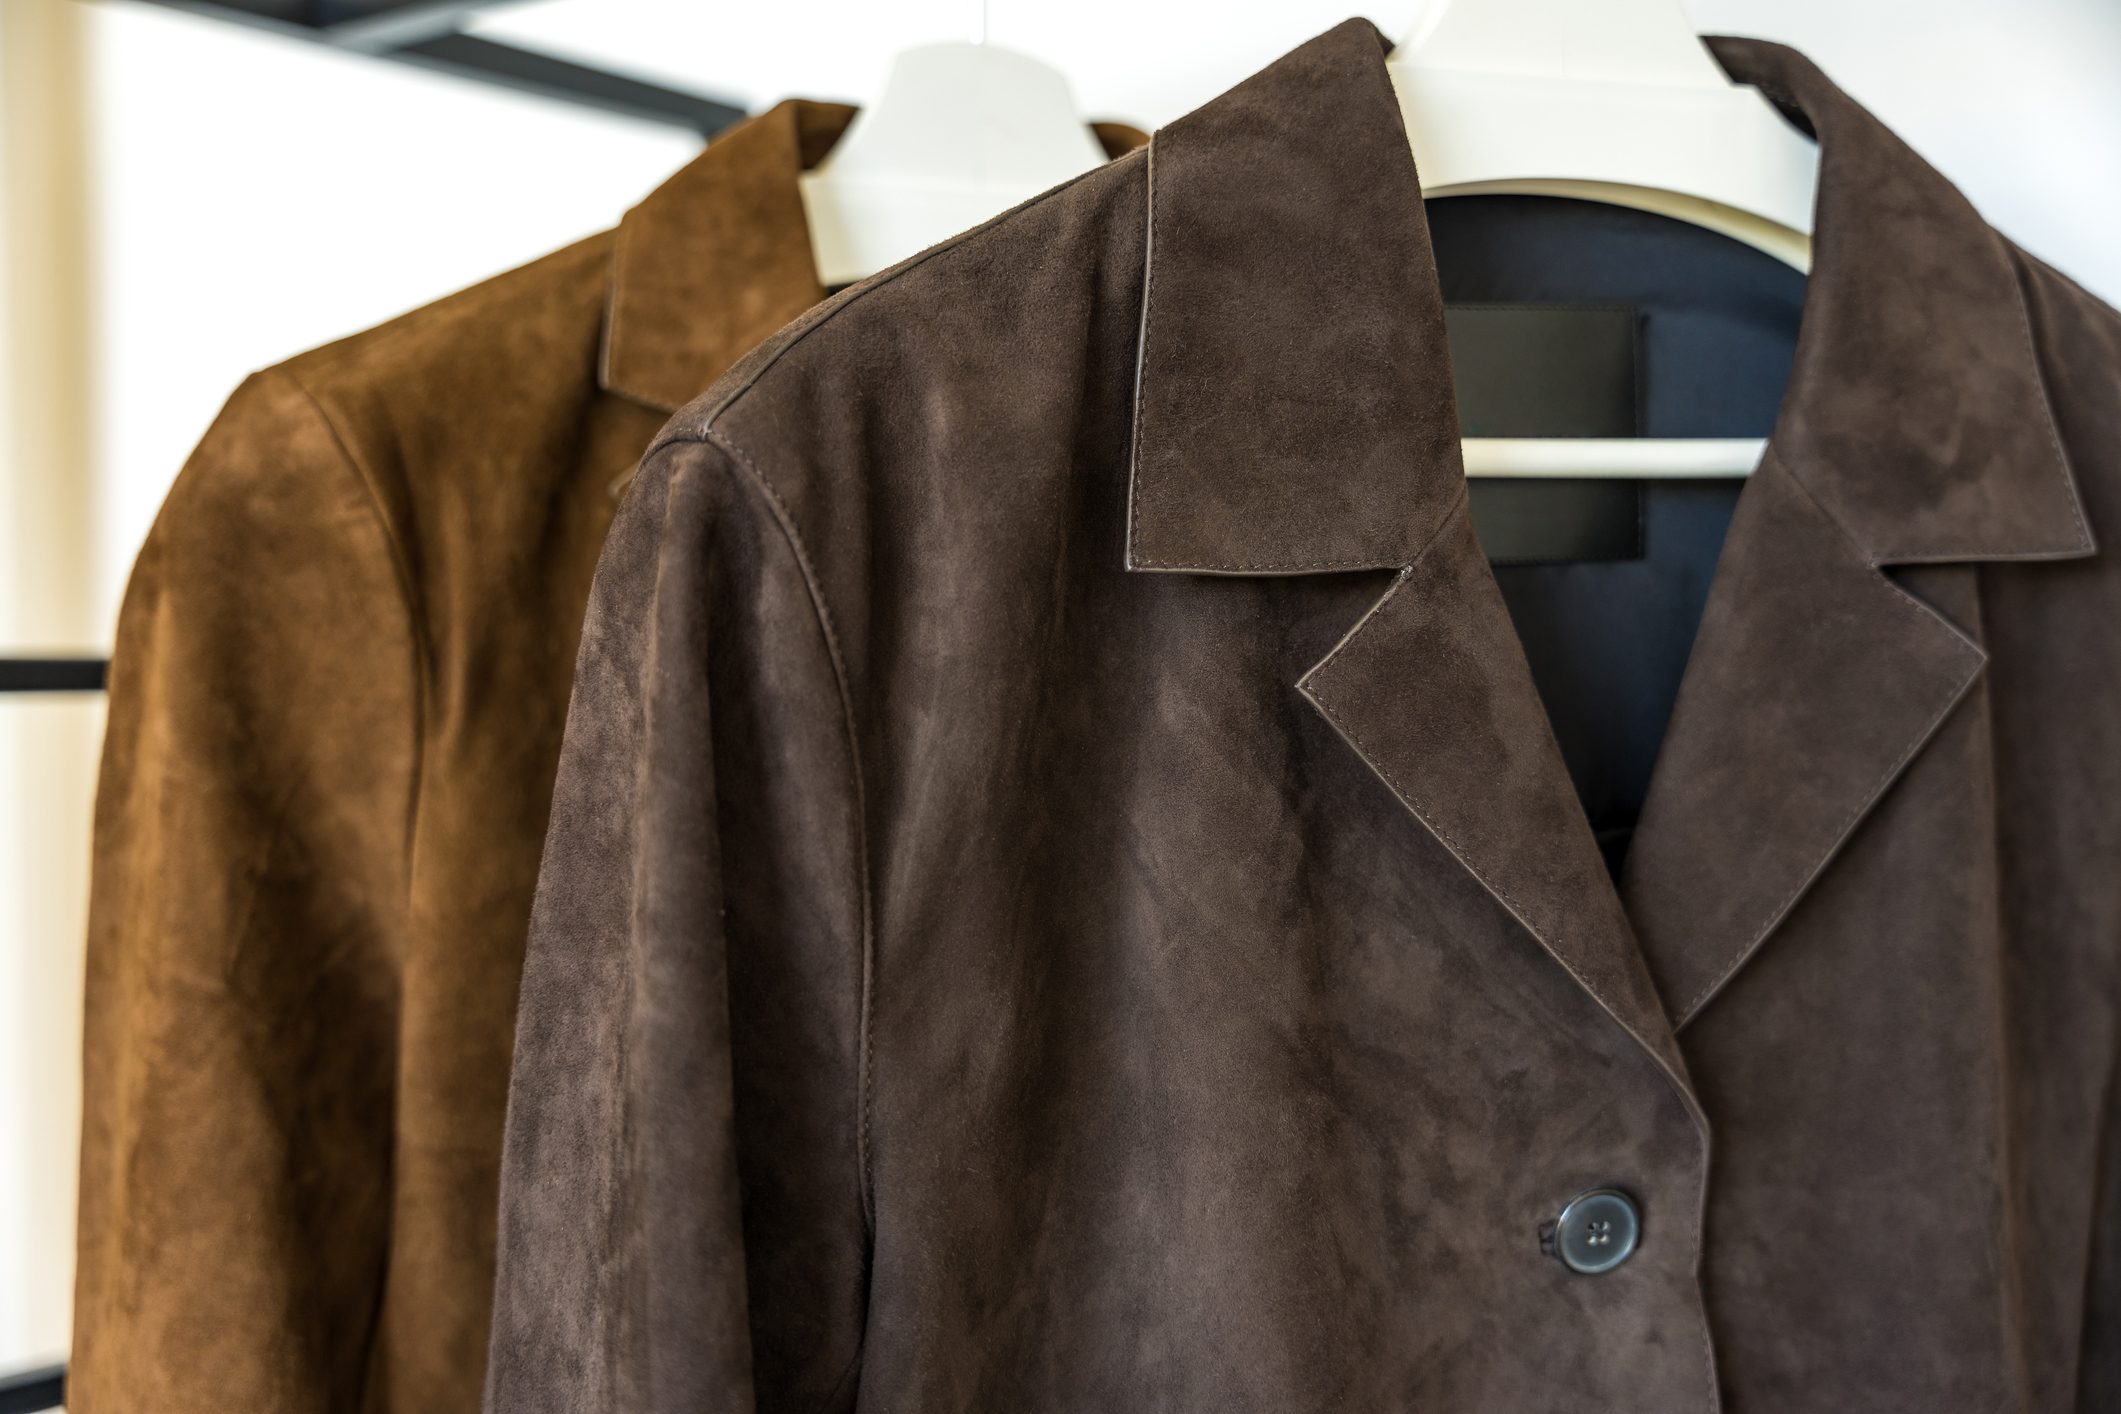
72,101 -> 1143,1413
488,21 -> 2121,1414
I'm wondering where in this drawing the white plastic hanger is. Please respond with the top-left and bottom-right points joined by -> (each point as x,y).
799,5 -> 1106,288
1387,0 -> 1821,478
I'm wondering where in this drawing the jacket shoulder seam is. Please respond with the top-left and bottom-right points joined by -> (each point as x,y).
2000,238 -> 2095,556
266,364 -> 430,877
688,426 -> 877,1241
689,148 -> 1147,447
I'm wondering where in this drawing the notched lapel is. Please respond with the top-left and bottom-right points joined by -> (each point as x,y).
1299,502 -> 1693,1088
1618,44 -> 2098,1028
1623,453 -> 1989,1027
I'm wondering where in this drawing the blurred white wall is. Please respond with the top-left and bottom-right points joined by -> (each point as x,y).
0,0 -> 100,1380
1,0 -> 2118,1381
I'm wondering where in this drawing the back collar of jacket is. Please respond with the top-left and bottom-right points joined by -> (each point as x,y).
602,99 -> 852,413
1125,19 -> 2093,574
604,102 -> 1152,414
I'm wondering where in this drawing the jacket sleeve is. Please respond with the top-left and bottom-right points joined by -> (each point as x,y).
485,435 -> 871,1413
70,369 -> 418,1413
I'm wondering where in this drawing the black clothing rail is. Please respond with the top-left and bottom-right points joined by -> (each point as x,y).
0,658 -> 107,694
0,1366 -> 64,1414
135,0 -> 745,134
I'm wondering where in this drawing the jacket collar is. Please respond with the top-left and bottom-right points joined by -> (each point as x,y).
603,99 -> 851,413
605,102 -> 1150,414
1126,22 -> 1462,573
1126,19 -> 2092,573
1710,36 -> 2092,563
1141,19 -> 2099,1087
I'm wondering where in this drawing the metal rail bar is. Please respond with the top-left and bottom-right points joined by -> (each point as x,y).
0,1364 -> 64,1414
131,0 -> 742,134
0,657 -> 108,693
389,30 -> 741,132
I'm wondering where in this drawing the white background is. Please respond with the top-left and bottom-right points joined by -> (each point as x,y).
2,0 -> 2119,1378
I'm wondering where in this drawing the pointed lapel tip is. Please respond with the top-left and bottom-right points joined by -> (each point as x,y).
600,99 -> 846,415
1299,508 -> 1696,1094
1624,454 -> 1992,1029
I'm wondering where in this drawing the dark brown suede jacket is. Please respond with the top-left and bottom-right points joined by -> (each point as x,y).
487,20 -> 2121,1414
73,100 -> 1144,1413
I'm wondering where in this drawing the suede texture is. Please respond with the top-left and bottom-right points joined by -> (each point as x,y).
489,19 -> 2121,1413
73,101 -> 1145,1414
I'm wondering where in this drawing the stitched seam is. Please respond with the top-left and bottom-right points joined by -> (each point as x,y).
1306,669 -> 1722,1407
1408,483 -> 1472,564
272,365 -> 435,1407
682,151 -> 1146,458
1441,301 -> 1640,314
1125,131 -> 1160,568
1139,476 -> 1475,576
276,369 -> 429,878
2002,242 -> 2095,553
1305,684 -> 1638,1044
585,445 -> 718,1405
1778,442 -> 1906,572
1670,550 -> 1984,1025
1121,127 -> 1439,576
699,427 -> 878,1240
612,482 -> 674,1407
1302,661 -> 1720,1404
1784,455 -> 1991,656
1300,494 -> 1718,1409
1871,543 -> 2095,563
1671,606 -> 1981,1022
1134,552 -> 1420,571
1298,516 -> 1685,1094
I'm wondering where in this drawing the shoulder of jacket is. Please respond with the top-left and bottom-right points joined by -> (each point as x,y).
161,365 -> 373,527
221,229 -> 617,571
279,229 -> 614,399
148,365 -> 419,666
650,145 -> 1149,460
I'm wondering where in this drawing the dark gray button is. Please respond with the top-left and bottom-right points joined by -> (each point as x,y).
1552,1188 -> 1639,1274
